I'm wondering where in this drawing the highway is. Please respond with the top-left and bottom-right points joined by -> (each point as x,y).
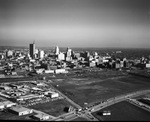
50,86 -> 150,121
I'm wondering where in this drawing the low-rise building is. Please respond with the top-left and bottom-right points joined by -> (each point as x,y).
44,70 -> 54,74
32,113 -> 50,120
45,91 -> 59,98
55,69 -> 68,74
0,101 -> 16,110
17,94 -> 44,101
9,106 -> 33,116
0,103 -> 4,110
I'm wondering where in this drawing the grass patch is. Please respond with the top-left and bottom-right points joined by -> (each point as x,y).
29,99 -> 71,117
92,101 -> 150,121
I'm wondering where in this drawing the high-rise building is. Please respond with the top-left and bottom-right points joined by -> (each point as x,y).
29,41 -> 35,59
65,47 -> 72,61
55,46 -> 59,55
58,52 -> 65,60
38,50 -> 44,59
6,50 -> 13,57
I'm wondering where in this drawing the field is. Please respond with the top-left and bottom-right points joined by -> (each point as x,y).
51,70 -> 150,107
29,99 -> 71,117
92,101 -> 150,121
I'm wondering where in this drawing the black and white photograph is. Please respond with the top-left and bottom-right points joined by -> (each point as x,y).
0,0 -> 150,121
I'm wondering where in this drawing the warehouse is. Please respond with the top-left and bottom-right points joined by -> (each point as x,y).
9,106 -> 33,116
0,102 -> 4,110
0,101 -> 16,110
32,113 -> 50,120
3,101 -> 16,108
45,91 -> 59,98
17,94 -> 44,101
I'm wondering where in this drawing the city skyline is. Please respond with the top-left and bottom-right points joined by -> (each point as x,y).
0,0 -> 150,48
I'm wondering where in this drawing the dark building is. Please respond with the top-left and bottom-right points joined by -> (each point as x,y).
29,42 -> 35,59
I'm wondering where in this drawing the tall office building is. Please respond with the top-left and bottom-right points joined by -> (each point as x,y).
55,46 -> 60,55
29,41 -> 35,59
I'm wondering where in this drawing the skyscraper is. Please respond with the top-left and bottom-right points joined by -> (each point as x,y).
55,46 -> 59,55
29,41 -> 35,59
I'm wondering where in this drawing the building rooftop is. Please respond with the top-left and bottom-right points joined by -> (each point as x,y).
0,101 -> 15,106
10,106 -> 31,112
33,113 -> 49,119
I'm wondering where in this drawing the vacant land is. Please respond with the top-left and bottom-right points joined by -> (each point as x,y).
92,101 -> 150,121
29,99 -> 71,117
51,70 -> 150,107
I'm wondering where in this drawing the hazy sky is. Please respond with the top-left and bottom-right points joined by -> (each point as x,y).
0,0 -> 150,48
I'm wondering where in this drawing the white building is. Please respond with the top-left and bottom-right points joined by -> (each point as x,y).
0,101 -> 16,110
32,113 -> 50,120
0,54 -> 4,59
55,46 -> 60,55
6,50 -> 13,57
58,52 -> 65,60
44,70 -> 54,74
38,50 -> 44,59
17,94 -> 44,101
0,103 -> 4,110
66,48 -> 72,57
36,68 -> 44,74
55,69 -> 68,74
9,106 -> 33,116
45,91 -> 59,98
146,64 -> 150,68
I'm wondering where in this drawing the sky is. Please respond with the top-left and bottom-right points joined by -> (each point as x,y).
0,0 -> 150,48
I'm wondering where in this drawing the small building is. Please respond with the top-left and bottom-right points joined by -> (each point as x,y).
0,74 -> 5,78
0,101 -> 16,110
55,69 -> 68,74
0,103 -> 4,110
89,61 -> 96,67
11,72 -> 17,75
0,86 -> 11,90
146,64 -> 150,68
45,91 -> 59,98
102,111 -> 111,116
50,92 -> 59,98
44,70 -> 54,74
9,106 -> 33,116
32,113 -> 50,120
3,101 -> 16,108
64,106 -> 74,113
17,94 -> 44,101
